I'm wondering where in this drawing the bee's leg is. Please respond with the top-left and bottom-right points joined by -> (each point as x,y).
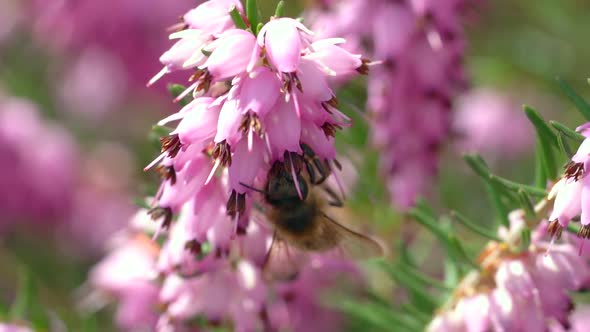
305,161 -> 317,184
239,182 -> 267,194
262,231 -> 278,270
324,186 -> 343,207
312,158 -> 330,184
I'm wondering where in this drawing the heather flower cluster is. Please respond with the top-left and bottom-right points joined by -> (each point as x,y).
147,0 -> 366,229
309,0 -> 474,208
547,123 -> 590,240
0,93 -> 134,253
85,1 -> 370,331
89,209 -> 359,331
428,210 -> 590,331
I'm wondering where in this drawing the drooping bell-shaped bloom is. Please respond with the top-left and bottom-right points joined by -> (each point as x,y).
427,212 -> 590,332
546,123 -> 590,240
308,0 -> 474,209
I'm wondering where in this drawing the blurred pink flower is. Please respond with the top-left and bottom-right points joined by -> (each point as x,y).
309,0 -> 476,209
0,0 -> 23,44
0,323 -> 34,332
27,0 -> 198,89
57,48 -> 127,119
0,96 -> 78,224
453,88 -> 534,159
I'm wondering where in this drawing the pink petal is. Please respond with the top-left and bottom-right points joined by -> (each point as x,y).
237,67 -> 281,117
214,98 -> 243,145
260,18 -> 304,73
264,99 -> 302,160
202,29 -> 256,80
228,136 -> 265,193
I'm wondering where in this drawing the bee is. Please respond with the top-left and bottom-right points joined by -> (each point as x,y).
242,154 -> 384,274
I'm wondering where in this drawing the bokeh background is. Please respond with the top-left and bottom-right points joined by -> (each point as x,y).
1,0 -> 590,330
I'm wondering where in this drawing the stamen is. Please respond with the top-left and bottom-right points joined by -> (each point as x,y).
321,122 -> 343,138
156,165 -> 177,185
148,207 -> 173,230
160,134 -> 182,158
547,220 -> 563,240
147,67 -> 168,87
355,58 -> 372,75
577,225 -> 590,239
173,81 -> 198,103
211,141 -> 232,167
564,161 -> 585,181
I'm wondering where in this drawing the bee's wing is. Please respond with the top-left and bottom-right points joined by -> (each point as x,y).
323,213 -> 386,260
262,232 -> 308,281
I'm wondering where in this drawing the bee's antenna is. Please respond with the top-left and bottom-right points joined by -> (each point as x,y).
239,182 -> 267,194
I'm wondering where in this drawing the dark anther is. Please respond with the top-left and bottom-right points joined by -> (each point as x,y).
547,220 -> 563,239
282,73 -> 303,93
226,190 -> 246,218
326,96 -> 339,108
321,122 -> 343,138
564,161 -> 585,181
160,134 -> 182,158
333,158 -> 342,170
156,165 -> 177,185
184,239 -> 202,255
239,113 -> 263,136
212,140 -> 232,167
356,58 -> 371,75
148,207 -> 173,229
578,225 -> 590,239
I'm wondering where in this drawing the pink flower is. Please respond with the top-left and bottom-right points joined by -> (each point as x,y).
0,323 -> 34,332
258,18 -> 313,73
428,216 -> 590,331
308,0 -> 472,209
547,125 -> 590,239
453,88 -> 534,159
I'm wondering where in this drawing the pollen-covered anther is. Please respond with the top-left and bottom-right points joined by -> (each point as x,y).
160,134 -> 182,158
578,225 -> 590,239
156,165 -> 177,185
547,220 -> 563,239
321,123 -> 343,138
212,140 -> 232,167
326,96 -> 339,108
564,160 -> 585,181
282,73 -> 302,93
226,190 -> 246,218
148,206 -> 173,229
239,113 -> 264,136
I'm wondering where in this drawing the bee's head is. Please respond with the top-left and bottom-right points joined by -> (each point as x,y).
265,172 -> 309,207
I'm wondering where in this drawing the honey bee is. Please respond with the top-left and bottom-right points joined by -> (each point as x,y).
242,155 -> 384,274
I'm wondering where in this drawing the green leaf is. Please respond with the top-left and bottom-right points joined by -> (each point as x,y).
407,209 -> 448,242
463,153 -> 491,179
229,5 -> 247,30
557,132 -> 574,159
167,84 -> 191,107
398,262 -> 452,291
519,227 -> 531,252
550,121 -> 585,141
557,78 -> 590,121
255,22 -> 264,35
534,142 -> 548,189
10,266 -> 34,320
524,105 -> 559,148
338,300 -> 420,332
446,235 -> 478,269
488,174 -> 548,197
525,106 -> 558,179
517,189 -> 536,220
379,262 -> 438,311
246,0 -> 259,33
134,197 -> 151,210
274,0 -> 285,17
451,210 -> 501,241
486,181 -> 510,227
